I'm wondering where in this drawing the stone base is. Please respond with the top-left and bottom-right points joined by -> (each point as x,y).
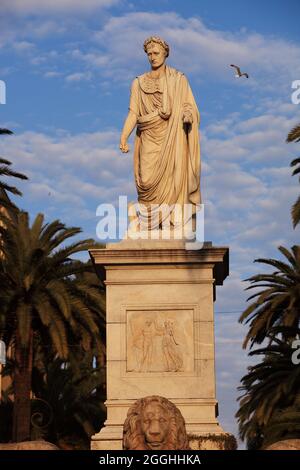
91,429 -> 237,451
91,428 -> 123,450
89,241 -> 230,452
188,432 -> 237,450
91,396 -> 227,450
264,439 -> 300,450
91,395 -> 225,450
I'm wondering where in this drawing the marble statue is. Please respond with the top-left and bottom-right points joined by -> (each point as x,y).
123,395 -> 190,450
120,37 -> 200,233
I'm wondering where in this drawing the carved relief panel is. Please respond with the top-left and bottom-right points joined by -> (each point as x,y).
126,309 -> 194,373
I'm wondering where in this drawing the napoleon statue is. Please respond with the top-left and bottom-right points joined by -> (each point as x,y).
120,36 -> 201,236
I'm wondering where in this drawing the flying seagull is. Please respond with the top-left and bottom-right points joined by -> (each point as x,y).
230,64 -> 249,78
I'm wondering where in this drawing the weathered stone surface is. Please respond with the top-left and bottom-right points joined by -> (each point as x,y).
123,396 -> 190,450
188,432 -> 237,450
119,36 -> 200,234
265,439 -> 300,450
90,243 -> 229,450
0,440 -> 58,450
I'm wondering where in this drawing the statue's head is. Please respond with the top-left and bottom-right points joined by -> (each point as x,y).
143,36 -> 169,70
123,395 -> 190,450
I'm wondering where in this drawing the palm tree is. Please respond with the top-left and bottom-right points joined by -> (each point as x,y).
0,129 -> 28,213
236,327 -> 300,449
0,158 -> 28,211
261,403 -> 300,448
31,351 -> 106,448
237,125 -> 300,448
287,124 -> 300,143
0,211 -> 105,442
290,157 -> 300,228
0,337 -> 106,446
239,245 -> 300,349
0,129 -> 13,136
286,123 -> 300,227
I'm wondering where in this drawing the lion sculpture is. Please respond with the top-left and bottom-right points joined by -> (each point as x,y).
123,395 -> 190,450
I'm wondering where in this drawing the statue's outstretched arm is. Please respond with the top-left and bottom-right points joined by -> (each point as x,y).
120,112 -> 138,154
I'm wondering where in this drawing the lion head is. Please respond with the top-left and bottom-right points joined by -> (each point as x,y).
123,395 -> 190,450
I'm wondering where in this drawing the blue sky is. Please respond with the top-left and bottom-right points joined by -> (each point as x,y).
1,0 -> 300,447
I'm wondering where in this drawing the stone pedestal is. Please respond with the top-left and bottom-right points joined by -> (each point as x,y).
89,240 -> 229,450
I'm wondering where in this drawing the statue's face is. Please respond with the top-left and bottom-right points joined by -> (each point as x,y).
146,43 -> 166,70
141,403 -> 170,449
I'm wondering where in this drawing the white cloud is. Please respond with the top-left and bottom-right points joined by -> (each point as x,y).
1,7 -> 298,448
76,12 -> 300,89
200,106 -> 300,315
215,312 -> 255,447
65,71 -> 93,82
2,9 -> 300,95
0,103 -> 297,284
26,20 -> 67,37
0,66 -> 15,76
0,16 -> 65,51
44,71 -> 62,78
0,129 -> 134,231
1,106 -> 298,448
12,40 -> 35,52
1,0 -> 119,15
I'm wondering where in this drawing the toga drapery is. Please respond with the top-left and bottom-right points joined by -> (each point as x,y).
129,65 -> 201,230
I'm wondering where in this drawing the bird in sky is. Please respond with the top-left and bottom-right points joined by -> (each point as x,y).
230,64 -> 249,78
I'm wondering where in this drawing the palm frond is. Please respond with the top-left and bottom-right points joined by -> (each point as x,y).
286,124 -> 300,143
0,128 -> 13,135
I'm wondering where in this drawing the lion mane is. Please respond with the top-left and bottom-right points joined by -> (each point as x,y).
123,395 -> 190,450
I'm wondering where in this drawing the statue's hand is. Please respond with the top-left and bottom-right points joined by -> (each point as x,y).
183,113 -> 193,124
119,137 -> 129,153
182,103 -> 193,124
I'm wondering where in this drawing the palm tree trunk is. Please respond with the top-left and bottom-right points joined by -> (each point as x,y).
12,330 -> 33,442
